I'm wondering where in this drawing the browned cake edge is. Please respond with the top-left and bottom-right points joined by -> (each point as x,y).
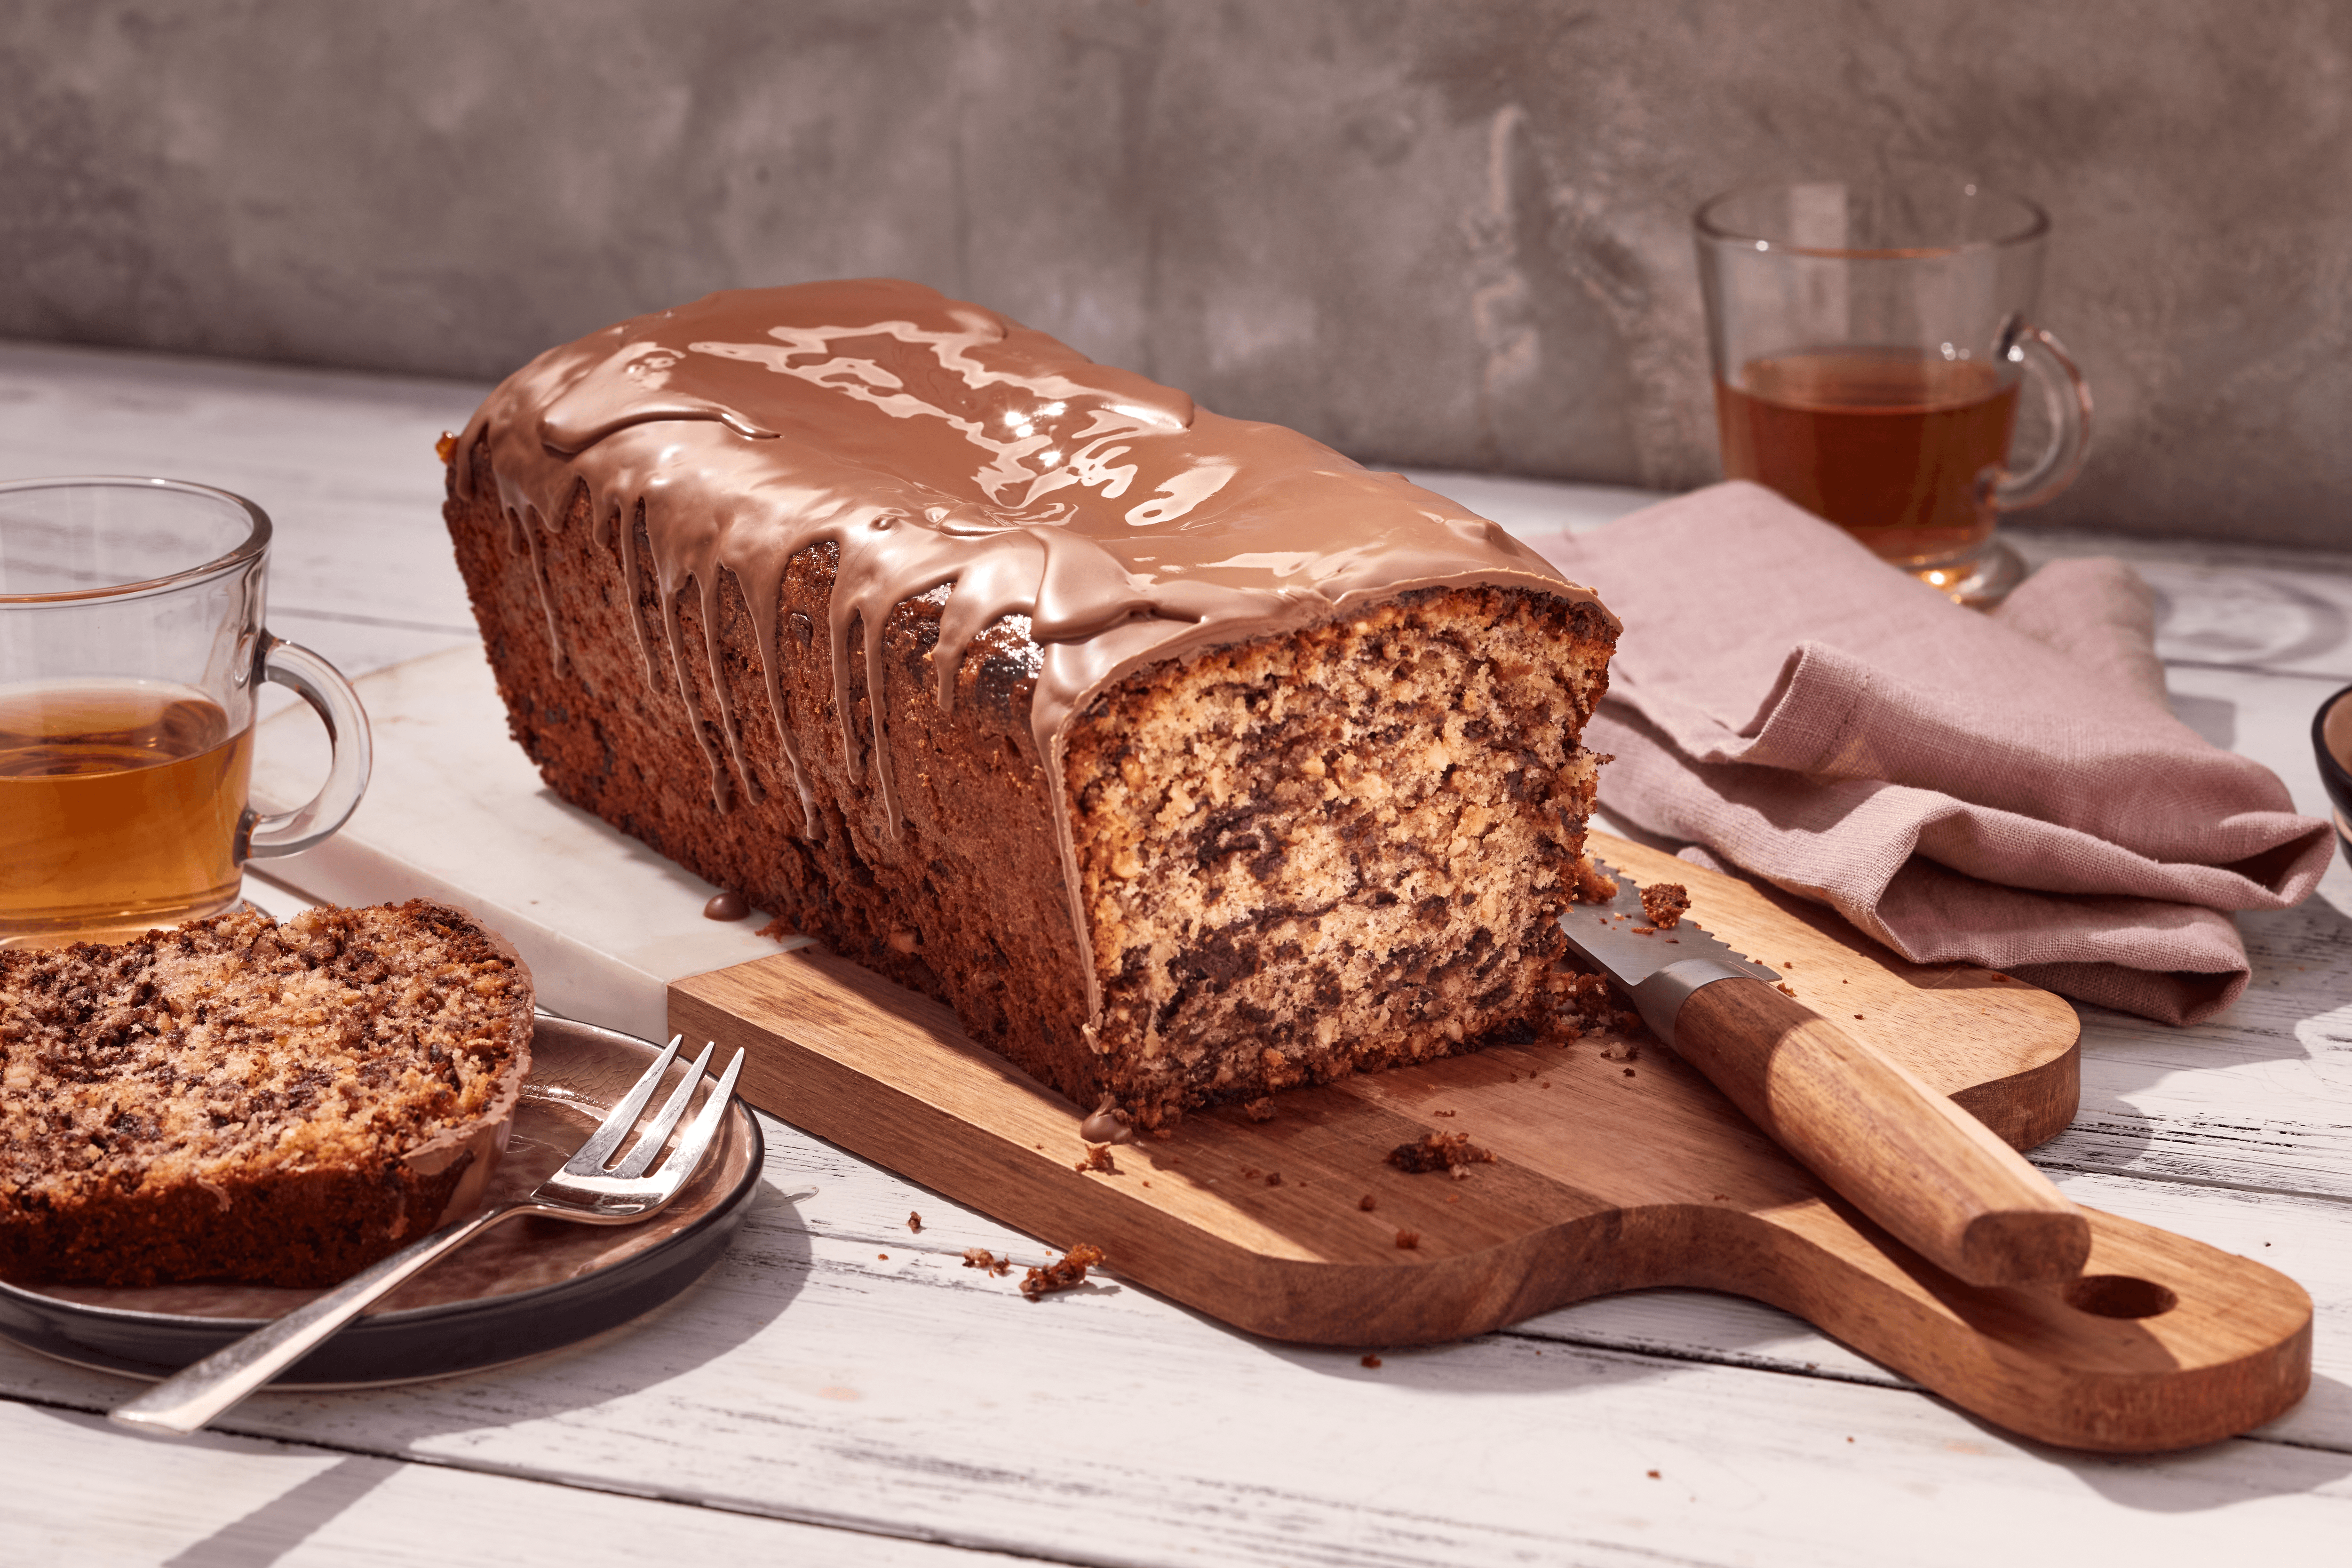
449,466 -> 1104,1106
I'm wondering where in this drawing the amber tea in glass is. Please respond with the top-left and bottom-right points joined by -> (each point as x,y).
1695,181 -> 2091,605
0,685 -> 256,932
0,478 -> 371,946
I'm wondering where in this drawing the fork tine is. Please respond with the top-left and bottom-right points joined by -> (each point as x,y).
563,1034 -> 681,1177
650,1047 -> 745,1191
609,1041 -> 714,1179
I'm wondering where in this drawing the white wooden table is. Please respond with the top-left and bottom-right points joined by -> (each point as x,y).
4,340 -> 2349,1565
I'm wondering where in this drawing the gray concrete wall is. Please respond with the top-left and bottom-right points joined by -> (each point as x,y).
3,0 -> 2346,545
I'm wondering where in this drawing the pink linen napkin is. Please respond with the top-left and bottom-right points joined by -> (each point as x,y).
1535,481 -> 2333,1025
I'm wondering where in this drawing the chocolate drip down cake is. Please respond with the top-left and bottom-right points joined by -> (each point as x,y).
445,280 -> 1617,1128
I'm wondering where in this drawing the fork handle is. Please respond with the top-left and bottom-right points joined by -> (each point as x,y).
1647,970 -> 2090,1288
111,1202 -> 524,1436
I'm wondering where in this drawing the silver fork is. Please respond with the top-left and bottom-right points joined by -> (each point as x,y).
111,1035 -> 745,1436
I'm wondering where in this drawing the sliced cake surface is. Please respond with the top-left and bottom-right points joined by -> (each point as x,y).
1068,585 -> 1612,1118
445,279 -> 1615,1127
0,900 -> 532,1287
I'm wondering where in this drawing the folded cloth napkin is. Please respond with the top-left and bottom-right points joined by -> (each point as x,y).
1536,481 -> 2332,1025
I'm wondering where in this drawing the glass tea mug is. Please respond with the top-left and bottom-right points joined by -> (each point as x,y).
1695,179 -> 2092,605
0,477 -> 371,946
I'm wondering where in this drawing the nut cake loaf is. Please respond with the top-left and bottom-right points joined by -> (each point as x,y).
0,902 -> 531,1287
444,280 -> 1617,1128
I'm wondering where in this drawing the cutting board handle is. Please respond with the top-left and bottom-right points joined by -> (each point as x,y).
1724,1194 -> 2311,1452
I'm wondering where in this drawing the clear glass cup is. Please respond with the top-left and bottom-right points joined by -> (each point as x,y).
0,477 -> 371,946
1694,179 -> 2092,605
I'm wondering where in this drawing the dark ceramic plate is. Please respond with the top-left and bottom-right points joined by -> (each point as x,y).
0,1016 -> 763,1388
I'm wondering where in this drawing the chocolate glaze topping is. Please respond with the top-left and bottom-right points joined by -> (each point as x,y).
1078,1094 -> 1139,1146
453,280 -> 1610,1011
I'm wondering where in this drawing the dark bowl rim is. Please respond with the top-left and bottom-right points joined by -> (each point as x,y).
2310,683 -> 2352,805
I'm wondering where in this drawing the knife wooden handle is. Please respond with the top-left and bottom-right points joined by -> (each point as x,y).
1671,976 -> 2090,1287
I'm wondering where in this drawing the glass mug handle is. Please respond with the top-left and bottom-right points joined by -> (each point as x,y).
1989,318 -> 2094,513
242,634 -> 373,860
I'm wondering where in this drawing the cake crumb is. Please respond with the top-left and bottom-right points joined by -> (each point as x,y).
1623,1067 -> 1636,1077
1395,1229 -> 1421,1250
1388,1130 -> 1496,1175
435,430 -> 458,463
1150,1127 -> 1174,1141
1241,1097 -> 1276,1122
1360,1353 -> 1383,1369
1019,1242 -> 1107,1300
1638,883 -> 1690,928
906,1211 -> 922,1233
961,1248 -> 1011,1277
1359,1194 -> 1377,1211
1776,983 -> 1796,996
1432,1109 -> 1457,1118
1075,1145 -> 1117,1174
1265,1171 -> 1283,1187
755,915 -> 800,942
1630,924 -> 1656,936
1570,859 -> 1619,903
1646,1469 -> 1660,1480
1241,1166 -> 1263,1180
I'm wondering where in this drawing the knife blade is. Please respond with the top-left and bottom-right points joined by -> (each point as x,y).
1560,857 -> 2089,1288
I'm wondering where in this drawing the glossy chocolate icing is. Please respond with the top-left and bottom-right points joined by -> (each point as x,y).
1078,1093 -> 1139,1146
453,279 -> 1609,1011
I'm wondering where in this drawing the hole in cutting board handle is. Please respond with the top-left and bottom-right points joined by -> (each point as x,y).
2063,1274 -> 2179,1319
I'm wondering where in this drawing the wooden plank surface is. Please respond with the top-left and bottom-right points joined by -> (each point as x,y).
4,342 -> 2350,1561
2,1111 -> 2346,1567
0,1402 -> 1042,1566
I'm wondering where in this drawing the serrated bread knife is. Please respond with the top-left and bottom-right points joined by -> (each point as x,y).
1560,860 -> 2089,1287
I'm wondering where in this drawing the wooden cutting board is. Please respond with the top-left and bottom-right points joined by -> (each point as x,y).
670,832 -> 2312,1454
